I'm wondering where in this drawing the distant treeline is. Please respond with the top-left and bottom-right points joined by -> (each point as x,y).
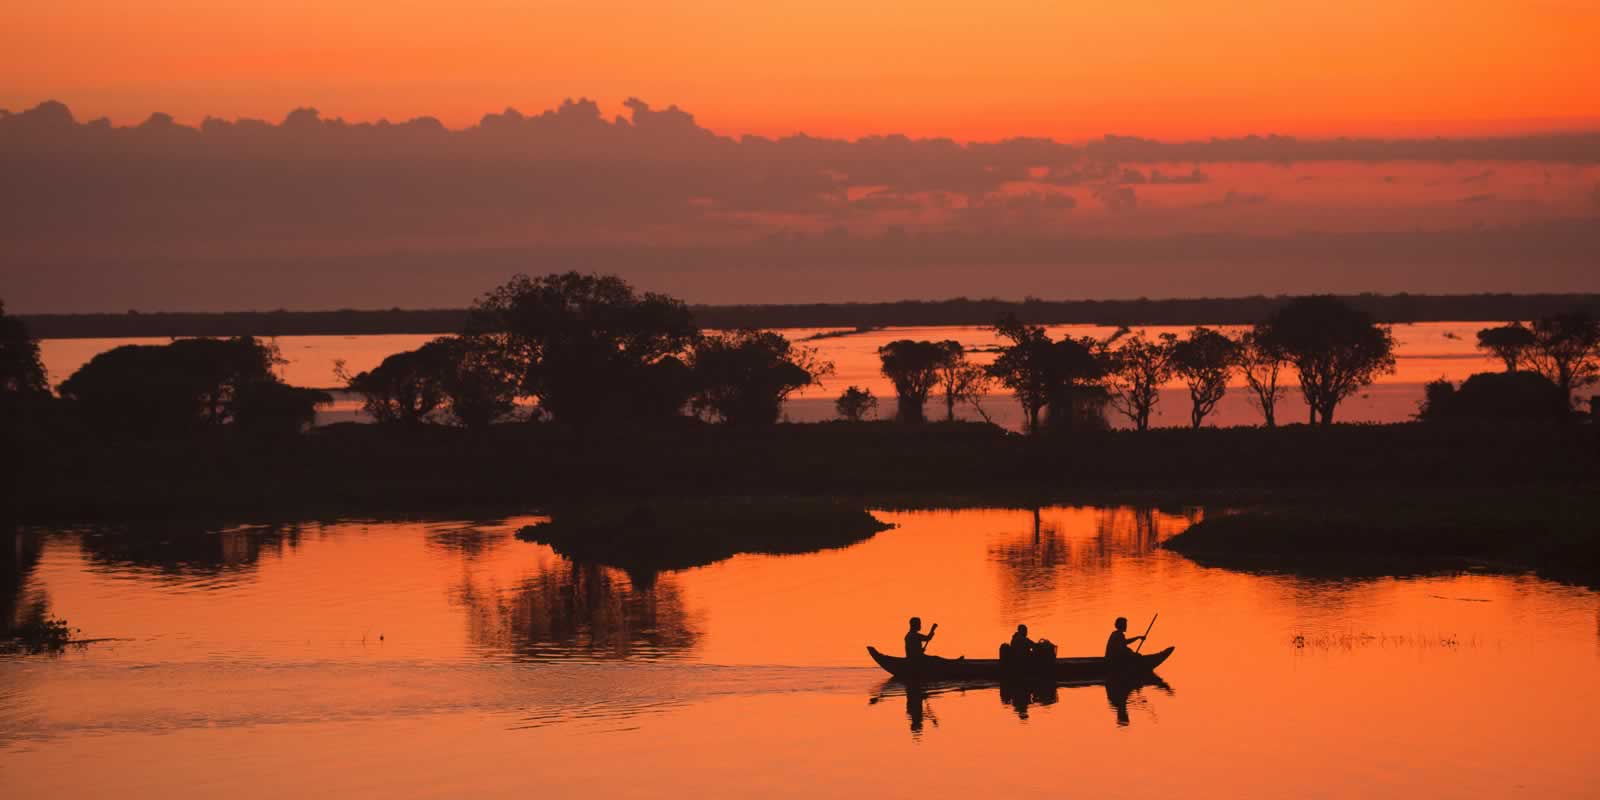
20,293 -> 1600,340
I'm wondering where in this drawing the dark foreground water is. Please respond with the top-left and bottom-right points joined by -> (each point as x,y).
3,507 -> 1597,798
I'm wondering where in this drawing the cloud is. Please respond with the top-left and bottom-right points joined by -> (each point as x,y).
4,99 -> 1600,311
850,190 -> 924,211
1083,132 -> 1600,164
1221,190 -> 1270,206
1093,184 -> 1138,212
8,100 -> 1600,166
1150,168 -> 1209,185
995,191 -> 1077,211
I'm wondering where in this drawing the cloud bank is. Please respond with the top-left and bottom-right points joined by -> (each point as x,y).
3,100 -> 1599,311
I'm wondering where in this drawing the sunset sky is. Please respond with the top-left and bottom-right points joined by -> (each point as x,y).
4,1 -> 1600,311
8,0 -> 1600,139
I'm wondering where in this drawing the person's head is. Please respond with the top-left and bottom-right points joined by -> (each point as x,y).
1115,617 -> 1128,631
909,616 -> 922,632
1016,624 -> 1028,635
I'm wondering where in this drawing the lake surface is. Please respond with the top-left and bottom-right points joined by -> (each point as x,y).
4,507 -> 1597,798
38,321 -> 1502,429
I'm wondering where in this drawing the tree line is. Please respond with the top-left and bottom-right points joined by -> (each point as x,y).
0,275 -> 835,437
3,298 -> 332,439
846,296 -> 1396,432
850,297 -> 1600,432
1420,316 -> 1600,422
3,280 -> 1597,441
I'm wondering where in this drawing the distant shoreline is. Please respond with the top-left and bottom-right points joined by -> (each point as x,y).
20,292 -> 1600,340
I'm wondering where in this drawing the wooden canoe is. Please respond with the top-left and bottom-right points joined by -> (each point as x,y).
867,644 -> 1175,682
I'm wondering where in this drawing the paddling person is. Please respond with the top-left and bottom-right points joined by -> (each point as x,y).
905,617 -> 938,660
1105,617 -> 1145,664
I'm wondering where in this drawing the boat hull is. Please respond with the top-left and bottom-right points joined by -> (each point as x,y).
867,645 -> 1175,682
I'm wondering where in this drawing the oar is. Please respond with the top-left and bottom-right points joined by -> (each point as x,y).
1135,613 -> 1158,653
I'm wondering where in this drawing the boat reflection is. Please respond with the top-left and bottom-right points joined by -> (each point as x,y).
871,674 -> 1174,736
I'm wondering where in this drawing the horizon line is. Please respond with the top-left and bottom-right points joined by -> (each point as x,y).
17,290 -> 1600,320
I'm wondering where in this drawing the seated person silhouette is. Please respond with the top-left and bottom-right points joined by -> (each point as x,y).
1010,624 -> 1035,656
1105,616 -> 1146,664
904,616 -> 938,660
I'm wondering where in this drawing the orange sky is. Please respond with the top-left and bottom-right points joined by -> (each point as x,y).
7,0 -> 1600,140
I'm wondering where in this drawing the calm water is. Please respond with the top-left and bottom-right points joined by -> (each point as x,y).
4,507 -> 1597,798
38,321 -> 1501,429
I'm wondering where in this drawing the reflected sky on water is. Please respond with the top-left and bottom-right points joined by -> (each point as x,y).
3,506 -> 1597,798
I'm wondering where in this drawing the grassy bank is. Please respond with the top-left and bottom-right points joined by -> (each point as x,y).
1162,490 -> 1600,587
9,419 -> 1597,522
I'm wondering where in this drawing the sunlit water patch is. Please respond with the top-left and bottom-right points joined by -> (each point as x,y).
3,507 -> 1596,798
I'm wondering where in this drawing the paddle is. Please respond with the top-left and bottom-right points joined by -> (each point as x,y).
1135,613 -> 1158,653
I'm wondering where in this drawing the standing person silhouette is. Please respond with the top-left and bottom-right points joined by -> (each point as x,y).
904,617 -> 938,659
1105,617 -> 1145,664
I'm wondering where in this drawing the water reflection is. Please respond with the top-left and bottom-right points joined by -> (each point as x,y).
988,509 -> 1070,600
1103,677 -> 1173,727
6,504 -> 1600,799
988,506 -> 1197,612
422,521 -> 514,559
2,527 -> 46,639
458,561 -> 700,660
874,675 -> 1175,738
998,679 -> 1058,720
76,521 -> 306,577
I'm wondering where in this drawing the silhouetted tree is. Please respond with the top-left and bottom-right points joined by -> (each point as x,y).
58,336 -> 293,436
835,386 -> 877,421
1042,338 -> 1110,433
0,301 -> 47,397
934,341 -> 993,422
1476,323 -> 1535,373
987,316 -> 1055,434
1418,372 -> 1566,421
1107,332 -> 1176,431
432,335 -> 521,428
690,329 -> 831,426
1236,325 -> 1288,428
1267,297 -> 1396,425
470,272 -> 698,426
1525,311 -> 1600,409
174,337 -> 283,424
341,344 -> 450,425
987,315 -> 1106,434
1171,327 -> 1238,429
878,339 -> 949,423
232,382 -> 332,435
